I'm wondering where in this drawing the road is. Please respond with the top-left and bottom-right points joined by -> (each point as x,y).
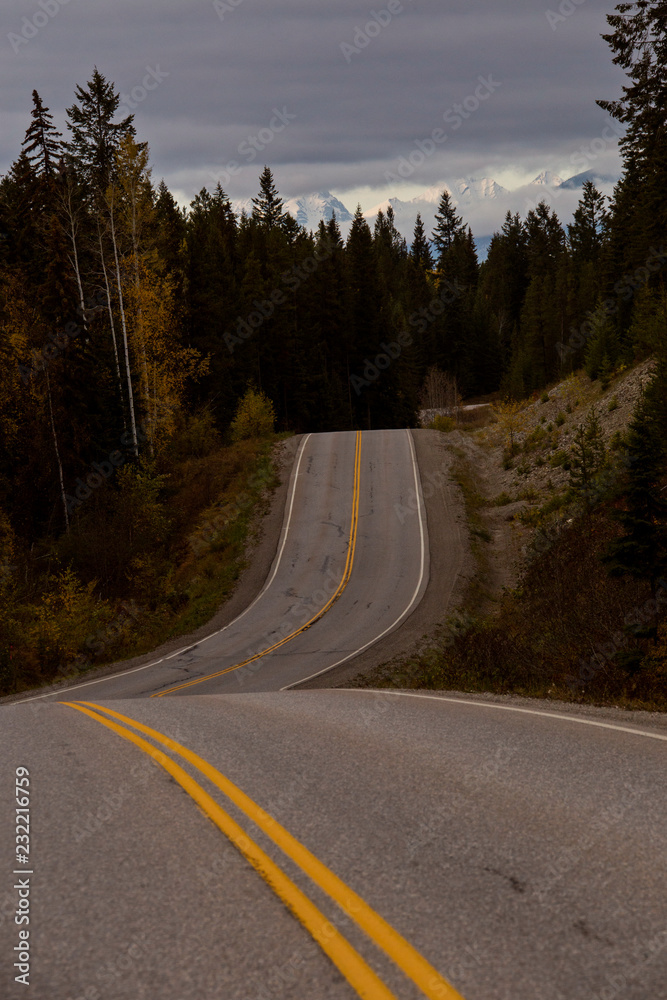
19,430 -> 428,701
1,430 -> 665,999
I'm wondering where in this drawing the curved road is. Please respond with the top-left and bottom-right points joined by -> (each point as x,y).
21,430 -> 428,701
1,430 -> 665,999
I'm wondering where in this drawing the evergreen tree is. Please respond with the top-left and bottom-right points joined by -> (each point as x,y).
568,180 -> 608,263
65,68 -> 136,192
431,190 -> 464,265
604,365 -> 667,598
21,90 -> 62,178
569,405 -> 607,516
598,3 -> 667,273
251,166 -> 288,231
411,212 -> 433,269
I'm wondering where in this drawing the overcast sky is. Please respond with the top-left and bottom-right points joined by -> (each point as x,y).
2,0 -> 627,222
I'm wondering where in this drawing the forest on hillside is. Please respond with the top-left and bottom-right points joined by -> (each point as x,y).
0,1 -> 666,692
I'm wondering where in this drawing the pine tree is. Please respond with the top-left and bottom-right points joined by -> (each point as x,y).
21,91 -> 62,178
431,190 -> 464,265
251,166 -> 288,230
568,180 -> 608,263
597,3 -> 667,271
604,367 -> 667,598
411,212 -> 433,269
569,405 -> 607,516
65,68 -> 136,192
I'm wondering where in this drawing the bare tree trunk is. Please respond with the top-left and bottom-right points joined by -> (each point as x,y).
59,177 -> 89,335
46,372 -> 69,534
128,193 -> 154,458
97,221 -> 126,432
108,188 -> 139,457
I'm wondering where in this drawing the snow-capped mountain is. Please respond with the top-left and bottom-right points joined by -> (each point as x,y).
227,170 -> 618,261
362,177 -> 509,256
285,191 -> 354,231
231,191 -> 354,233
558,169 -> 618,190
532,170 -> 564,188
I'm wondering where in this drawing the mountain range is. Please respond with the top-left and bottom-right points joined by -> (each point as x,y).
232,170 -> 617,259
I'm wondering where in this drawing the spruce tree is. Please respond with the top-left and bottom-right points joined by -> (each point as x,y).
431,190 -> 464,265
411,212 -> 433,269
598,3 -> 667,271
568,180 -> 608,263
604,364 -> 667,598
251,166 -> 288,230
21,90 -> 62,178
65,68 -> 136,192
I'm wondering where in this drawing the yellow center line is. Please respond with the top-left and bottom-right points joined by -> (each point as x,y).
74,700 -> 467,1000
63,701 -> 397,1000
152,429 -> 363,697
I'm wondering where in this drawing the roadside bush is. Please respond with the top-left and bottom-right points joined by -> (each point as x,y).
168,409 -> 221,459
431,414 -> 456,432
230,387 -> 276,441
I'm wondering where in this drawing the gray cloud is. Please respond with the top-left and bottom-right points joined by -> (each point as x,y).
1,0 -> 626,216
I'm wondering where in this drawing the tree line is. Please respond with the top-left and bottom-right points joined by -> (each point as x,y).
0,2 -> 665,620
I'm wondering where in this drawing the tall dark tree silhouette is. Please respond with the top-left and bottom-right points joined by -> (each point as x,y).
411,212 -> 433,270
251,166 -> 288,230
65,68 -> 136,192
21,90 -> 62,178
431,190 -> 464,266
568,180 -> 608,263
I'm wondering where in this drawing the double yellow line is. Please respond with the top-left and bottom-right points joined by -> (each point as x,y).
152,430 -> 363,697
63,700 -> 466,1000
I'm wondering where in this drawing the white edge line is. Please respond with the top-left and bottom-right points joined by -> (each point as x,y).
333,689 -> 667,743
280,429 -> 428,691
11,434 -> 312,705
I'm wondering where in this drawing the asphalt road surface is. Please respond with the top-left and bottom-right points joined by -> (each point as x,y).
1,430 -> 665,999
18,429 -> 429,702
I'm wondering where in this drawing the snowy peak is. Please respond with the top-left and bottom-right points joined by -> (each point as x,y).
449,176 -> 510,203
531,170 -> 564,188
284,190 -> 354,231
230,191 -> 354,231
558,169 -> 617,190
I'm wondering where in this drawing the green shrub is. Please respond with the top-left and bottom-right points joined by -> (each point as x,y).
610,430 -> 626,451
556,412 -> 566,426
493,491 -> 513,506
540,392 -> 550,403
550,450 -> 570,469
169,409 -> 221,459
607,395 -> 619,412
